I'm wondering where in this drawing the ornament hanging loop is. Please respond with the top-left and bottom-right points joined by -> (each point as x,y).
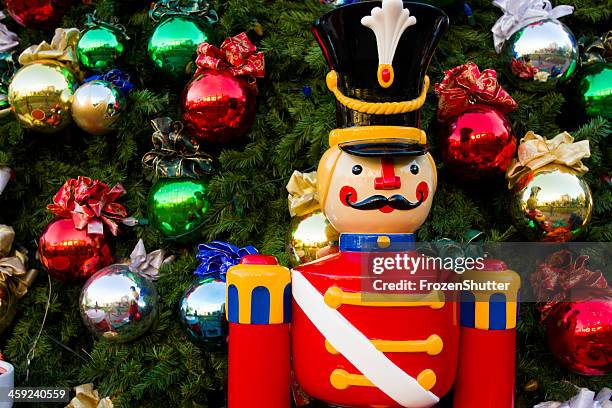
149,0 -> 219,24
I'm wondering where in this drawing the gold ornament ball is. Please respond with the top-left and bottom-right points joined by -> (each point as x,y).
8,61 -> 77,133
72,80 -> 124,135
509,164 -> 592,242
288,210 -> 338,267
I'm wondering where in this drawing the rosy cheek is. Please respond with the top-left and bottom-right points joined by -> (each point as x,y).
339,185 -> 357,207
416,181 -> 429,202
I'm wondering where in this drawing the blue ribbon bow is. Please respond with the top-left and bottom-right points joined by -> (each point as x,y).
84,69 -> 134,95
195,241 -> 258,281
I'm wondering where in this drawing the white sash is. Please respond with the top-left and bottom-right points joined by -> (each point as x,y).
292,270 -> 439,408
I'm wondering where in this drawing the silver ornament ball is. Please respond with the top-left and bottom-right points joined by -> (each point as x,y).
80,264 -> 159,343
501,19 -> 578,92
179,278 -> 227,351
72,80 -> 125,135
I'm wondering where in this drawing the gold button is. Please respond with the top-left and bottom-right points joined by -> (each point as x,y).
377,236 -> 391,248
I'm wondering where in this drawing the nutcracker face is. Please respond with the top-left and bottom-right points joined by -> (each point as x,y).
319,148 -> 437,234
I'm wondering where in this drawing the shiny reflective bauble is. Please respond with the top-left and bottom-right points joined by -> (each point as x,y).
80,264 -> 159,343
288,211 -> 338,267
182,70 -> 256,142
77,26 -> 127,72
179,278 -> 227,350
509,164 -> 592,242
72,81 -> 125,135
439,105 -> 516,180
39,218 -> 113,281
6,0 -> 74,29
8,61 -> 77,133
0,283 -> 15,335
147,178 -> 209,240
147,15 -> 212,79
577,63 -> 612,120
546,293 -> 612,375
501,19 -> 578,92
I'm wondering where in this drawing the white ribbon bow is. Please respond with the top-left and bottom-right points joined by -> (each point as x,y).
492,0 -> 574,53
0,11 -> 18,54
534,388 -> 612,408
128,239 -> 173,281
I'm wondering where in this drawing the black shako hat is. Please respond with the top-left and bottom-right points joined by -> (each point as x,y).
313,0 -> 448,156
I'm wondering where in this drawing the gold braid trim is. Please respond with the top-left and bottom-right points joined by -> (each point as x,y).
326,70 -> 429,115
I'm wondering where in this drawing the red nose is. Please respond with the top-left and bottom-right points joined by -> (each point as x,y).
374,158 -> 401,190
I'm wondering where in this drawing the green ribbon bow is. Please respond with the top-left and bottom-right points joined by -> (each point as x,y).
84,13 -> 130,40
149,0 -> 219,24
142,117 -> 213,179
580,31 -> 612,66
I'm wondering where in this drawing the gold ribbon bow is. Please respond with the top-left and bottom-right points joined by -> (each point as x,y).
506,131 -> 591,189
287,171 -> 320,217
18,28 -> 80,67
66,384 -> 113,408
0,225 -> 37,300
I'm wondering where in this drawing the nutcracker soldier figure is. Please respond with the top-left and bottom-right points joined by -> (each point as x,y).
226,1 -> 520,407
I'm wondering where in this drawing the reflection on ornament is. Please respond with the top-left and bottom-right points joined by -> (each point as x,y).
577,63 -> 612,120
288,211 -> 338,267
509,164 -> 592,242
440,105 -> 516,180
72,80 -> 125,135
39,218 -> 112,281
80,264 -> 159,343
147,178 -> 209,240
179,277 -> 227,350
8,61 -> 77,133
6,0 -> 74,29
546,291 -> 612,375
182,70 -> 257,143
502,19 -> 578,92
77,19 -> 128,72
147,15 -> 212,78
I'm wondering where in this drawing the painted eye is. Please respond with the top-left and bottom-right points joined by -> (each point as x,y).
410,163 -> 419,175
352,165 -> 363,175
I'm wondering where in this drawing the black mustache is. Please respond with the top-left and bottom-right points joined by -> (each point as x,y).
345,192 -> 424,210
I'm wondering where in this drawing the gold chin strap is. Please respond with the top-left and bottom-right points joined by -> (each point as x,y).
326,70 -> 429,115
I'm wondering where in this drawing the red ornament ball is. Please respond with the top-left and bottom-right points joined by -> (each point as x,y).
39,218 -> 113,281
439,105 -> 516,180
182,70 -> 257,143
6,0 -> 75,29
545,291 -> 612,375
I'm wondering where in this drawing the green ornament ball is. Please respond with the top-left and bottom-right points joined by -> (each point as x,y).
77,25 -> 127,72
147,177 -> 210,240
578,63 -> 612,120
147,15 -> 212,79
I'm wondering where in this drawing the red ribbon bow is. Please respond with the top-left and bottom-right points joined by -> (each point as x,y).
434,62 -> 517,121
530,250 -> 610,321
195,32 -> 265,82
47,176 -> 127,236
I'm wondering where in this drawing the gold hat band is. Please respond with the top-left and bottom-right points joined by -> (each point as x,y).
326,70 -> 429,115
329,126 -> 427,147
